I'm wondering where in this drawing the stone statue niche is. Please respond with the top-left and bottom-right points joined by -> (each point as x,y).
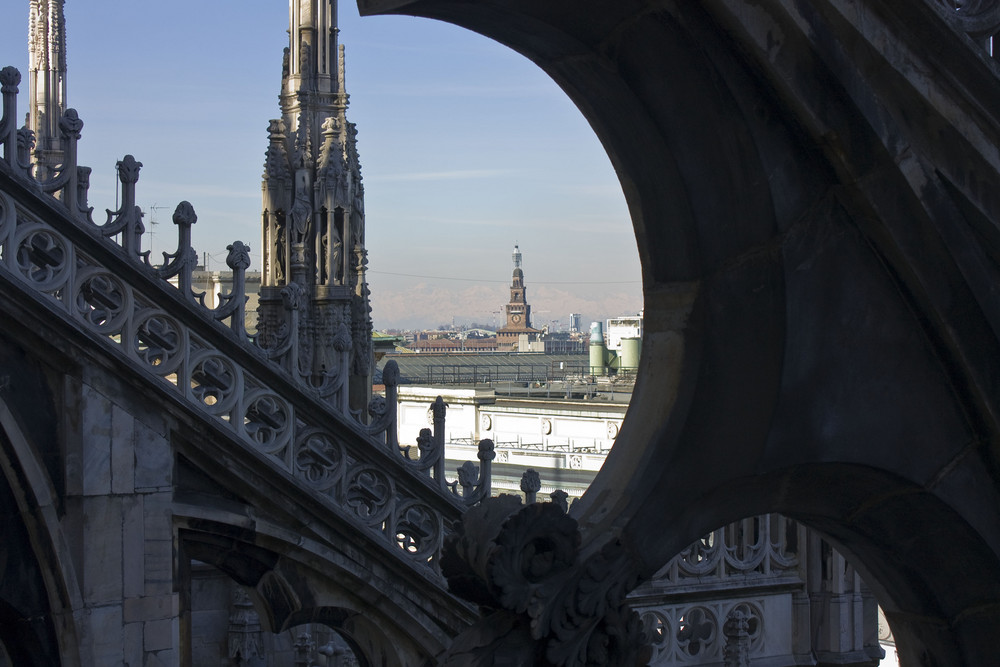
316,206 -> 345,286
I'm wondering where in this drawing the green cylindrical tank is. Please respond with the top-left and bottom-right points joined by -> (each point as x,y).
620,337 -> 641,371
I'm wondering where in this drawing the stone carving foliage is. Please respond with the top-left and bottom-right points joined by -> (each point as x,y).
490,501 -> 578,614
441,496 -> 651,666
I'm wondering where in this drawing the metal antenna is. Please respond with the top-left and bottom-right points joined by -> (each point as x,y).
148,203 -> 168,257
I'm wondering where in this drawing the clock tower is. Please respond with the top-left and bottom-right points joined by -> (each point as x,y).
497,244 -> 541,351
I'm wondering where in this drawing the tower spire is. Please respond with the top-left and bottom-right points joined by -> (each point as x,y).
259,0 -> 372,416
27,0 -> 67,179
496,244 -> 540,351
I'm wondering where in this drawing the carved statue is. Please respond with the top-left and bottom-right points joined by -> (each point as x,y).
289,195 -> 311,245
299,41 -> 312,78
274,215 -> 286,282
330,222 -> 343,284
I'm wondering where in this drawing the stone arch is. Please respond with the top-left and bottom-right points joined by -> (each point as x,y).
0,365 -> 83,666
358,1 -> 1000,664
177,516 -> 450,665
281,607 -> 406,667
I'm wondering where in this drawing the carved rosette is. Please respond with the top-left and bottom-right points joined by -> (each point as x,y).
13,225 -> 71,291
132,311 -> 184,374
393,500 -> 441,559
441,496 -> 651,666
345,465 -> 394,525
189,353 -> 241,414
490,501 -> 578,613
242,389 -> 292,454
75,268 -> 131,334
294,430 -> 345,491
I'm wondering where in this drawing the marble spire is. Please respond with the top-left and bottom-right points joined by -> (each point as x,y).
27,0 -> 68,179
259,0 -> 372,416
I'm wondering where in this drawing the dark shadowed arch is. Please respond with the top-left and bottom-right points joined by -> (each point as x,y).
0,339 -> 83,667
358,1 -> 1000,664
177,518 -> 450,665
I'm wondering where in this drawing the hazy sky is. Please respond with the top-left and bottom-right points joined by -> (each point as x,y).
2,1 -> 643,330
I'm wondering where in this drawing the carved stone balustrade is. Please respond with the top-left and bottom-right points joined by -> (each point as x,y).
0,66 -> 493,576
628,515 -> 882,665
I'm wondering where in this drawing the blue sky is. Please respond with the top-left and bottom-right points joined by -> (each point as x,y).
2,1 -> 643,330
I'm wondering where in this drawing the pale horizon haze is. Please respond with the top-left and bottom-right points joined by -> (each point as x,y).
1,1 -> 644,331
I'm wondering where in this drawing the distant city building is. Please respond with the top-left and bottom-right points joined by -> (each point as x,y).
568,312 -> 582,333
606,311 -> 643,350
496,244 -> 542,351
535,331 -> 587,354
409,337 -> 499,353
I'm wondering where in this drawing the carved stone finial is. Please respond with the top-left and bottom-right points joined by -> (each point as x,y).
0,66 -> 21,93
520,469 -> 541,496
367,395 -> 386,420
226,241 -> 252,271
281,282 -> 304,311
59,108 -> 83,139
456,461 -> 478,490
478,438 -> 496,463
550,489 -> 569,514
723,609 -> 752,667
117,154 -> 143,185
228,586 -> 264,664
332,321 -> 353,352
431,395 -> 447,421
172,200 -> 197,228
267,118 -> 286,138
17,128 -> 36,159
416,428 -> 434,458
382,359 -> 400,387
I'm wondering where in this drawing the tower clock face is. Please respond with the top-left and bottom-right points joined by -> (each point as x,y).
512,314 -> 521,323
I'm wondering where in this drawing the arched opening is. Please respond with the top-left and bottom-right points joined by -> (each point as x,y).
0,399 -> 74,667
177,524 -> 443,666
338,7 -> 643,507
630,513 -> 885,665
357,2 -> 1000,664
184,560 -> 370,667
